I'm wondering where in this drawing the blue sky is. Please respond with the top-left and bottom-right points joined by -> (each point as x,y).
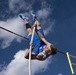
0,0 -> 76,75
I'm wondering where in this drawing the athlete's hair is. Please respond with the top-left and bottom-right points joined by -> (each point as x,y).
51,45 -> 57,55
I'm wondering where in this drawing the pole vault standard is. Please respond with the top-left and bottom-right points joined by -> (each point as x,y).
66,52 -> 76,75
66,52 -> 75,75
57,50 -> 75,75
0,26 -> 28,40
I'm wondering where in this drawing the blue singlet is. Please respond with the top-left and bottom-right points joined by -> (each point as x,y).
28,28 -> 46,54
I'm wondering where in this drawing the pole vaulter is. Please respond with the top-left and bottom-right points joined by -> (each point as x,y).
0,11 -> 76,75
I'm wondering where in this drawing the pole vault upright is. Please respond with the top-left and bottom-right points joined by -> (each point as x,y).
66,52 -> 75,75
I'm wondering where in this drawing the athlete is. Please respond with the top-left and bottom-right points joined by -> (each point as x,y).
19,12 -> 57,61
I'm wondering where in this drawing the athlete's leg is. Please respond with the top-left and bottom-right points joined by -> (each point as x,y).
24,50 -> 38,60
25,23 -> 32,35
19,14 -> 32,35
24,50 -> 45,61
19,14 -> 37,60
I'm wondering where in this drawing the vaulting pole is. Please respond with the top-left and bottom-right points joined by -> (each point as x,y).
29,26 -> 35,75
29,11 -> 37,75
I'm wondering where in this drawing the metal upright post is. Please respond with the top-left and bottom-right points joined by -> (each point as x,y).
66,52 -> 75,75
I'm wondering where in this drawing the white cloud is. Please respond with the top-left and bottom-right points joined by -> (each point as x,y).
36,10 -> 55,36
35,0 -> 55,35
0,17 -> 27,48
36,1 -> 52,19
0,49 -> 52,75
8,0 -> 32,13
44,20 -> 55,35
37,8 -> 51,19
58,73 -> 63,75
